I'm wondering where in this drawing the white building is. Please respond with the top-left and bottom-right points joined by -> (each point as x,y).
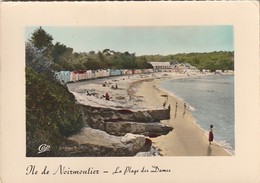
149,62 -> 172,71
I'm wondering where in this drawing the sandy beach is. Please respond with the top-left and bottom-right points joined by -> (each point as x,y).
67,72 -> 230,156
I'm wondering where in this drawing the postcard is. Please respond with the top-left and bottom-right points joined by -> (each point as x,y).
1,1 -> 259,182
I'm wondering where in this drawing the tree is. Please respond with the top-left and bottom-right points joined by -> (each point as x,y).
84,58 -> 101,70
25,42 -> 54,79
103,49 -> 111,55
30,27 -> 53,51
51,42 -> 76,71
136,56 -> 153,69
52,42 -> 68,63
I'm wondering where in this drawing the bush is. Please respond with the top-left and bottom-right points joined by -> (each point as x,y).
26,68 -> 83,157
26,42 -> 54,80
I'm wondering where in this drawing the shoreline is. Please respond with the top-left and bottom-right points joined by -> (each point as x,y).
134,74 -> 231,156
155,79 -> 234,156
67,72 -> 232,156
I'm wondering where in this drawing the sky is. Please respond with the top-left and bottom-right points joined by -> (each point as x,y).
25,26 -> 234,56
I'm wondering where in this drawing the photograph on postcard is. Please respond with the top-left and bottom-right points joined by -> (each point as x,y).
25,26 -> 234,157
1,2 -> 260,183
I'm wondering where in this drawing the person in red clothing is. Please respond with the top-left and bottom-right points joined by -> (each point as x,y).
105,92 -> 110,100
209,125 -> 214,145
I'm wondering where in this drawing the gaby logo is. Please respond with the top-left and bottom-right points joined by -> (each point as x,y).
38,144 -> 50,154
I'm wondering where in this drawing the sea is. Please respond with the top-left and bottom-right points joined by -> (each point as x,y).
160,75 -> 234,154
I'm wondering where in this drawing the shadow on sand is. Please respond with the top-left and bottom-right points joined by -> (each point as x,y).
207,145 -> 212,156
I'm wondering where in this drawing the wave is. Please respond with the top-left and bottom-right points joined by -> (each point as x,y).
189,106 -> 196,111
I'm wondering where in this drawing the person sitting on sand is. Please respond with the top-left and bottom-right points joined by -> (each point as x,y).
86,91 -> 91,96
105,92 -> 110,100
209,125 -> 214,145
111,84 -> 118,90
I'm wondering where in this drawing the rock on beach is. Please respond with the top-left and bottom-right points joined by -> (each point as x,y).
61,128 -> 150,157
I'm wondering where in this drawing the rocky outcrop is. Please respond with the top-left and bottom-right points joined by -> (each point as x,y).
81,104 -> 173,137
81,105 -> 171,123
61,128 -> 151,156
82,105 -> 173,137
105,121 -> 173,137
62,104 -> 173,156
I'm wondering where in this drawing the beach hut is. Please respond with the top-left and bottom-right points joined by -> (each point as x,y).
70,71 -> 79,82
101,69 -> 110,78
86,70 -> 92,79
92,70 -> 96,79
106,69 -> 111,77
121,69 -> 127,75
95,70 -> 102,78
128,70 -> 134,75
100,69 -> 105,78
110,69 -> 122,76
134,69 -> 143,74
55,71 -> 71,84
78,70 -> 87,81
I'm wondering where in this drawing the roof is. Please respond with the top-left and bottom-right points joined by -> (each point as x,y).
149,62 -> 171,67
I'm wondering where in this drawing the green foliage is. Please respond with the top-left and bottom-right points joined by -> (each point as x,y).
26,42 -> 55,80
83,58 -> 102,70
136,56 -> 153,69
26,68 -> 83,156
143,51 -> 234,72
30,27 -> 53,51
173,51 -> 234,71
52,42 -> 68,62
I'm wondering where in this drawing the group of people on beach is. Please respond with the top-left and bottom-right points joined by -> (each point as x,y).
172,101 -> 186,118
102,81 -> 118,90
169,99 -> 214,145
99,81 -> 120,101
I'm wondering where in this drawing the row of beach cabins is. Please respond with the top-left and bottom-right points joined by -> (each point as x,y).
55,69 -> 154,84
55,63 -> 205,84
55,62 -> 233,84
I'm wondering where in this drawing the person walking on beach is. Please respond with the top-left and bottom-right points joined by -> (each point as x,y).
174,102 -> 178,118
163,101 -> 166,108
183,103 -> 187,117
208,125 -> 214,145
163,96 -> 168,108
